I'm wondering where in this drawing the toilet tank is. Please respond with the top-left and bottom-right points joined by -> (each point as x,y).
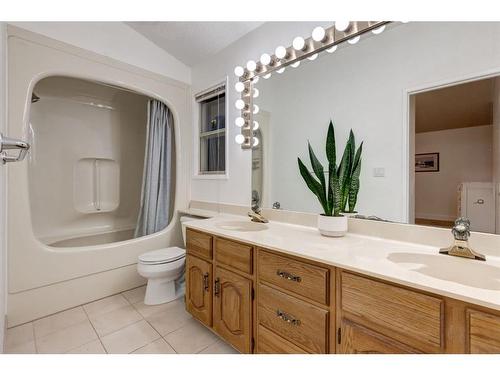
180,215 -> 204,245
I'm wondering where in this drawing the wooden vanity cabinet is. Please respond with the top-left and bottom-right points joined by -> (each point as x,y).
185,228 -> 500,354
185,229 -> 254,353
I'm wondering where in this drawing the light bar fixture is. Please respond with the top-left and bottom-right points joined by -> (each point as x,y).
235,21 -> 393,149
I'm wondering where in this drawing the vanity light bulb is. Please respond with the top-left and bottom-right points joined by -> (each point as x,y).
335,21 -> 350,32
275,46 -> 287,59
292,36 -> 306,51
312,26 -> 326,42
253,104 -> 260,114
234,66 -> 244,77
372,25 -> 386,35
308,53 -> 318,61
291,61 -> 300,68
277,67 -> 285,74
253,88 -> 259,98
263,73 -> 272,79
235,82 -> 245,93
253,76 -> 259,84
253,137 -> 260,147
326,45 -> 337,53
246,60 -> 257,72
235,134 -> 245,145
235,117 -> 245,127
260,53 -> 271,66
253,121 -> 259,130
348,36 -> 360,44
235,99 -> 245,110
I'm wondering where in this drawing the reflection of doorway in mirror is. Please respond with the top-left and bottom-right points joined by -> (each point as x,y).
252,110 -> 271,211
410,76 -> 499,234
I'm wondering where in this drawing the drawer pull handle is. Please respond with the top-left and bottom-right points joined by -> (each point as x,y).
276,270 -> 302,282
214,277 -> 220,297
276,309 -> 301,326
203,272 -> 209,292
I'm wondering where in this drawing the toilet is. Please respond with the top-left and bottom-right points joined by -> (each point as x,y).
137,215 -> 201,305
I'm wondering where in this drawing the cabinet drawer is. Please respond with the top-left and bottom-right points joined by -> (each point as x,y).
258,284 -> 328,353
340,272 -> 443,352
258,250 -> 329,305
215,237 -> 253,275
256,325 -> 308,354
468,309 -> 500,353
186,228 -> 213,260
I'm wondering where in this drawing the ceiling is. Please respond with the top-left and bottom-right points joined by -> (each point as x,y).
126,22 -> 264,67
415,78 -> 495,133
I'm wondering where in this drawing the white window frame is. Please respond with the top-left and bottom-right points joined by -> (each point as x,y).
193,77 -> 229,180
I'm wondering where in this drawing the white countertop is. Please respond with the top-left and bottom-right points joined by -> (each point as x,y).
184,214 -> 500,311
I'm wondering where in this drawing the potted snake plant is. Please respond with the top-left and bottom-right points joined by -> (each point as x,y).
297,120 -> 363,237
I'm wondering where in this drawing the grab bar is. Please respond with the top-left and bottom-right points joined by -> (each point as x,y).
0,132 -> 30,164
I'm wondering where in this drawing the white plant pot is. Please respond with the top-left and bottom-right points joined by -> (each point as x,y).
317,214 -> 348,237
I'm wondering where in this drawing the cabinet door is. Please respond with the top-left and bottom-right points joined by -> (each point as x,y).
339,319 -> 420,354
468,309 -> 500,353
213,267 -> 252,353
185,255 -> 212,326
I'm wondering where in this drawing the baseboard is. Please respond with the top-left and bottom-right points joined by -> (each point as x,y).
7,264 -> 145,327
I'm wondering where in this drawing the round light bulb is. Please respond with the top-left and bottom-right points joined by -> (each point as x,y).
234,66 -> 244,77
235,117 -> 245,127
312,26 -> 326,42
253,137 -> 259,147
372,25 -> 385,35
277,67 -> 285,74
246,60 -> 257,72
235,134 -> 245,145
292,36 -> 305,51
253,121 -> 259,130
308,53 -> 318,61
263,73 -> 272,79
348,36 -> 360,44
235,99 -> 245,110
335,21 -> 350,32
235,82 -> 245,93
253,104 -> 259,114
260,53 -> 271,65
253,88 -> 259,98
252,76 -> 259,84
275,46 -> 287,59
291,61 -> 300,68
326,45 -> 337,53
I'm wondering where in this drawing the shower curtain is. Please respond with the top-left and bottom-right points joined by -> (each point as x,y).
135,100 -> 174,238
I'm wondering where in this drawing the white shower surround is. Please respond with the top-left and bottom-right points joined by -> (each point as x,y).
6,26 -> 191,326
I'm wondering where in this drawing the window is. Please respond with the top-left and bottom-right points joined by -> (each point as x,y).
196,83 -> 226,175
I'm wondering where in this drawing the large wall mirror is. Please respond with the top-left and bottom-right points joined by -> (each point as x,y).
250,22 -> 500,234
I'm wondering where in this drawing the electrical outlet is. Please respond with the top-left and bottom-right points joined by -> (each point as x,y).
373,167 -> 385,177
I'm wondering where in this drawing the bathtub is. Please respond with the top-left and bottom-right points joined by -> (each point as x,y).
6,26 -> 190,326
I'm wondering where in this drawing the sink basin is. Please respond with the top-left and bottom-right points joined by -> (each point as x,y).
215,220 -> 268,232
387,252 -> 500,290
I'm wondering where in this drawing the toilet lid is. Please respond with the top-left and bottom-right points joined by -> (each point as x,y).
138,247 -> 186,264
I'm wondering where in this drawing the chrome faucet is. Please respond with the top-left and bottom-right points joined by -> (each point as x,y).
439,217 -> 486,261
248,209 -> 269,223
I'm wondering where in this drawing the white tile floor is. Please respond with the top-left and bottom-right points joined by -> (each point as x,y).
4,286 -> 238,354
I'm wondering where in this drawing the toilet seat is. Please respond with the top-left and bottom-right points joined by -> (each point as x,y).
138,247 -> 186,265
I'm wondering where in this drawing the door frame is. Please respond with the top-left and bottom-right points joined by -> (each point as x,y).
402,67 -> 500,225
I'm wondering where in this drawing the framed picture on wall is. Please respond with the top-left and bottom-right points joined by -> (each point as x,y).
415,153 -> 440,172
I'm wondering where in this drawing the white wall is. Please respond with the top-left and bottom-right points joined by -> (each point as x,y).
0,22 -> 6,352
191,22 -> 500,222
494,78 -> 500,233
9,22 -> 191,84
191,22 -> 328,208
415,125 -> 493,222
